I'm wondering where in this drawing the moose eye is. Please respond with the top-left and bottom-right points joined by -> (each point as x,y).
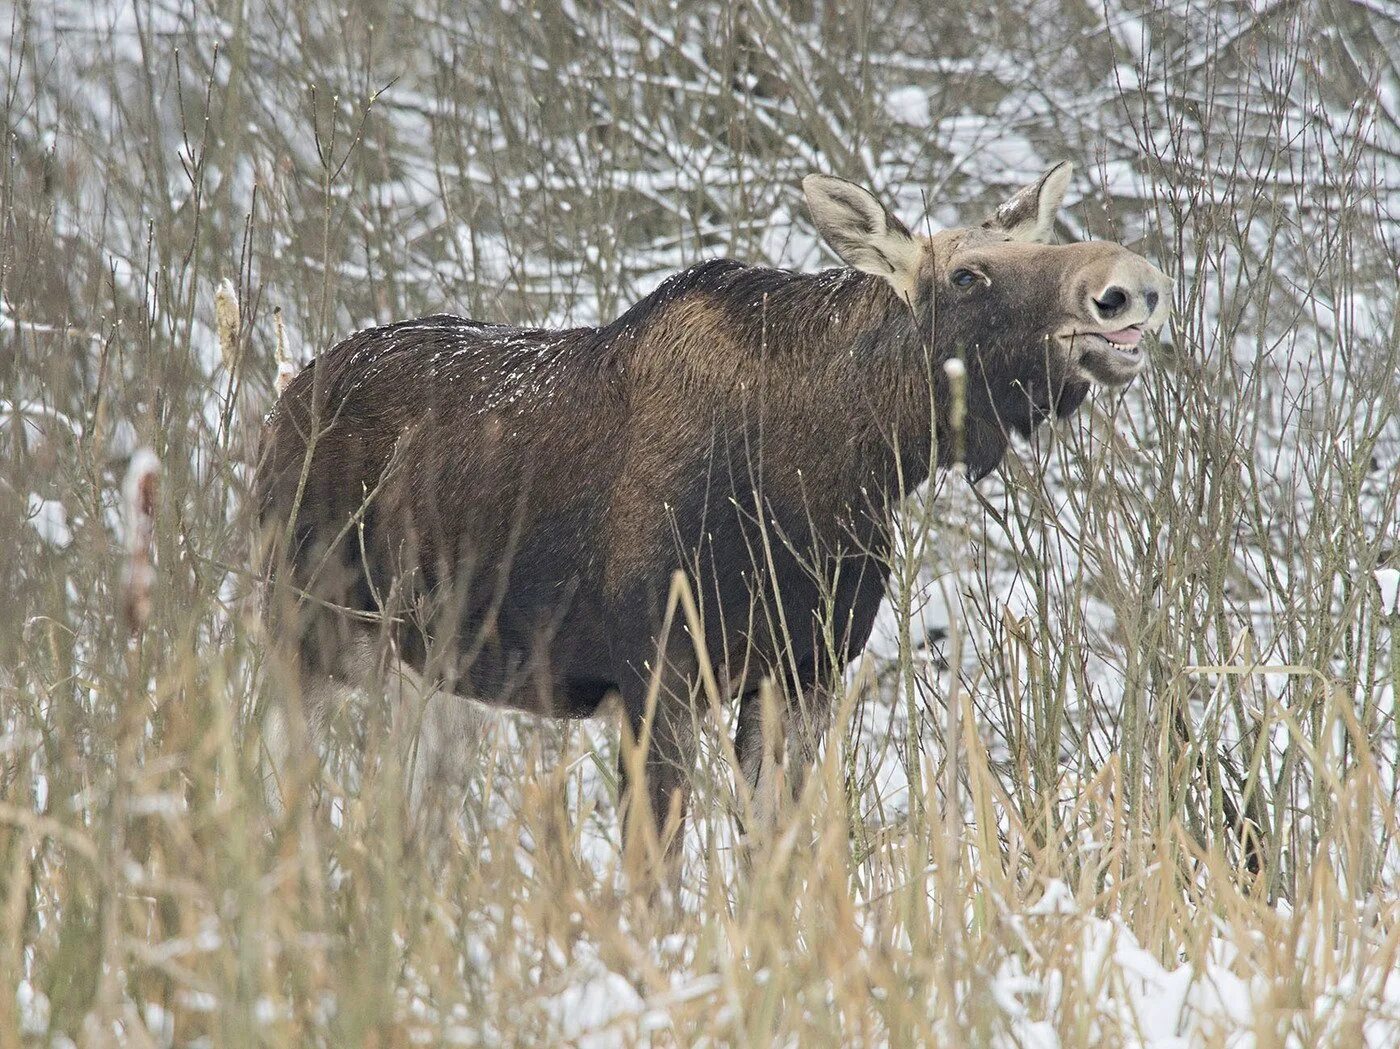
951,268 -> 979,288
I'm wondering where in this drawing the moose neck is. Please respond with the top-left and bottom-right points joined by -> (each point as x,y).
789,270 -> 1031,486
623,261 -> 980,513
732,267 -> 944,509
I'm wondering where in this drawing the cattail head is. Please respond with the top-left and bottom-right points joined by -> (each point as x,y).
121,448 -> 160,636
942,357 -> 967,468
274,307 -> 296,394
215,278 -> 240,371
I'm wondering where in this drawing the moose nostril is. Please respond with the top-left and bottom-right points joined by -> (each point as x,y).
1143,289 -> 1159,312
1094,287 -> 1130,319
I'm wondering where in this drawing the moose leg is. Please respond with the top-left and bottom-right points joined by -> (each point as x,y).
264,627 -> 477,834
261,629 -> 376,813
786,682 -> 837,798
734,552 -> 881,836
617,677 -> 700,867
734,678 -> 835,839
261,677 -> 324,815
733,683 -> 786,840
385,657 -> 480,824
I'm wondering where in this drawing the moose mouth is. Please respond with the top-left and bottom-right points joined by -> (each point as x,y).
1066,325 -> 1148,387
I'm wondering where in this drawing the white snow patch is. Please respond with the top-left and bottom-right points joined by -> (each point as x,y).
886,86 -> 932,128
545,968 -> 647,1047
1028,879 -> 1079,916
26,494 -> 71,548
1375,568 -> 1400,615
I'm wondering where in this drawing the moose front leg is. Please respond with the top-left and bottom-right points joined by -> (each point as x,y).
734,677 -> 835,841
617,673 -> 700,871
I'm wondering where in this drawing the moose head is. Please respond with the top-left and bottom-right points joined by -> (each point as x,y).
804,163 -> 1171,476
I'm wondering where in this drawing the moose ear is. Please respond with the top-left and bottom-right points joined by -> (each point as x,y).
983,161 -> 1074,243
804,174 -> 923,300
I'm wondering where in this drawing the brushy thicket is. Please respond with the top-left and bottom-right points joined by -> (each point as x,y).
2,0 -> 1399,1045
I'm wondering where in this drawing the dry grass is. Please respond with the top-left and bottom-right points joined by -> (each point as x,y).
2,0 -> 1398,1045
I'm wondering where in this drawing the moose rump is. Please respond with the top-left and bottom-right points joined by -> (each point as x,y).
258,312 -> 639,717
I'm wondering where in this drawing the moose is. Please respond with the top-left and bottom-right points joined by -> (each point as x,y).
257,162 -> 1170,853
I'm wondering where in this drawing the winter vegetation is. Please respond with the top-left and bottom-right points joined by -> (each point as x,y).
3,0 -> 1399,1045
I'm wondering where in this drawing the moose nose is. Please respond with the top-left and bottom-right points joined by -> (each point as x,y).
1093,286 -> 1130,320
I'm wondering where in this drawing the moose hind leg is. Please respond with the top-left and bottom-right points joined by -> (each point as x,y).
383,656 -> 482,826
261,628 -> 377,813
